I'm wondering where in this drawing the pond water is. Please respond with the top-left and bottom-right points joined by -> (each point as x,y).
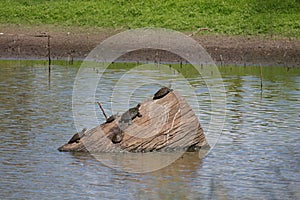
0,60 -> 299,199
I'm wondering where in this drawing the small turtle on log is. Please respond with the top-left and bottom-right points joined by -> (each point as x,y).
111,132 -> 124,144
108,126 -> 123,144
120,104 -> 142,125
68,128 -> 87,144
106,114 -> 118,123
153,87 -> 173,100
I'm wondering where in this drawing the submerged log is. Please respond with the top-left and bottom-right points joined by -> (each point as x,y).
58,88 -> 209,152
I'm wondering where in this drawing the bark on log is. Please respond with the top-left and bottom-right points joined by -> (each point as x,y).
58,89 -> 209,152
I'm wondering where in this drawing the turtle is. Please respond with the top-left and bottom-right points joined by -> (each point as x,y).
68,128 -> 87,144
153,87 -> 173,100
120,104 -> 142,125
106,114 -> 118,123
108,126 -> 123,143
111,132 -> 124,144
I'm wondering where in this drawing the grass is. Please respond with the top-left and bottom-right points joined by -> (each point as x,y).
0,0 -> 299,38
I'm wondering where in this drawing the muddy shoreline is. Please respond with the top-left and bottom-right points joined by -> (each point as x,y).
0,25 -> 299,66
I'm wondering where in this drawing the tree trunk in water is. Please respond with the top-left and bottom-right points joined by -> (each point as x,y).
58,90 -> 209,152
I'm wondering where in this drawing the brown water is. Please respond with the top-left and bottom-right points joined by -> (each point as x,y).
0,60 -> 299,199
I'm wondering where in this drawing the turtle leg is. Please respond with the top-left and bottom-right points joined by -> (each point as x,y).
137,112 -> 142,118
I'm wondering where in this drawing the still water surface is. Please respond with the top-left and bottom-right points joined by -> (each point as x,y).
0,61 -> 299,199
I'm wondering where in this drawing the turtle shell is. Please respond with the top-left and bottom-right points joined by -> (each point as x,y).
106,114 -> 117,123
111,132 -> 123,143
153,87 -> 173,100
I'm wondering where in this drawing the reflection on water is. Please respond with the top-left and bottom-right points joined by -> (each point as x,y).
0,60 -> 299,199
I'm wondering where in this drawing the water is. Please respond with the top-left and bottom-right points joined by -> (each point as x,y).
0,60 -> 299,199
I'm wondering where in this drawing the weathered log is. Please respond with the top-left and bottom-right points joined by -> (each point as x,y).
58,89 -> 209,152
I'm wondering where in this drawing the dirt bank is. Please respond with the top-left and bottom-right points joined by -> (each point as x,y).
0,25 -> 299,66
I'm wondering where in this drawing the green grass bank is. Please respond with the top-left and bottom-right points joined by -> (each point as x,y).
0,0 -> 299,38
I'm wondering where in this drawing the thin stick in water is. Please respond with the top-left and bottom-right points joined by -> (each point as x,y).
97,102 -> 108,120
260,64 -> 263,91
220,54 -> 223,66
47,35 -> 51,72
